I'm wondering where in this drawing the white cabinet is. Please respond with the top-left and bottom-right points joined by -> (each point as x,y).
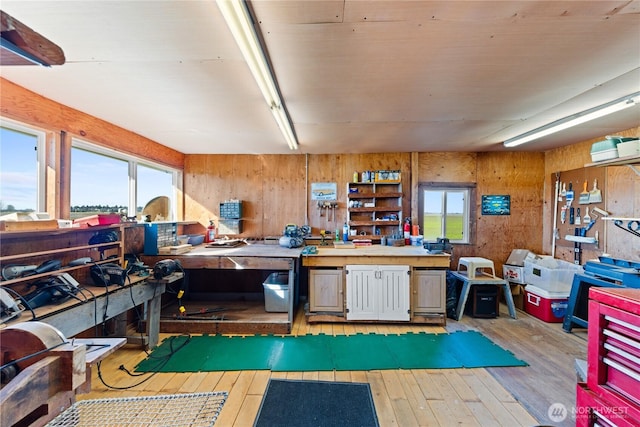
345,265 -> 410,321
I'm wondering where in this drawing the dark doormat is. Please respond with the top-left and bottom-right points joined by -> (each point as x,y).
135,331 -> 527,373
254,379 -> 379,427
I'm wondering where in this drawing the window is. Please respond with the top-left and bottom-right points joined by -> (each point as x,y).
71,139 -> 180,220
419,184 -> 473,244
0,121 -> 45,214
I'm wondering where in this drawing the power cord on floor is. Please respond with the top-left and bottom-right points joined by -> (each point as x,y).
96,333 -> 191,390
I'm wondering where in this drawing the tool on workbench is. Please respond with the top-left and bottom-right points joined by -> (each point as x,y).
1,264 -> 37,280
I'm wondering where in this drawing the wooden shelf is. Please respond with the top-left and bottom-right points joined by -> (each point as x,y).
348,192 -> 402,199
585,154 -> 640,168
347,180 -> 403,240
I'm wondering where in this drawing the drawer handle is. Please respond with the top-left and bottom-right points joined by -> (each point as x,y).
605,315 -> 640,335
603,328 -> 640,352
603,357 -> 640,383
604,342 -> 640,367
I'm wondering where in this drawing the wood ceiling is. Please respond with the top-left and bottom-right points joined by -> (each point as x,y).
1,1 -> 639,154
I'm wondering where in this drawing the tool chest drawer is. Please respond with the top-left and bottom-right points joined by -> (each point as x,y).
587,287 -> 640,422
576,383 -> 639,427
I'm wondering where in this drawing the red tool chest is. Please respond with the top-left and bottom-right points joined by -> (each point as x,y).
576,287 -> 640,426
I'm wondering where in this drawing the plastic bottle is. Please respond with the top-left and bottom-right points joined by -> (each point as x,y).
205,220 -> 216,243
353,171 -> 359,183
342,222 -> 349,242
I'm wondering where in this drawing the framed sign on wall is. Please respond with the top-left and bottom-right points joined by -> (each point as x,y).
481,195 -> 511,215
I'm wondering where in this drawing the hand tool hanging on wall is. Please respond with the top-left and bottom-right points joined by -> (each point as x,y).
566,182 -> 574,205
579,180 -> 590,204
589,179 -> 602,203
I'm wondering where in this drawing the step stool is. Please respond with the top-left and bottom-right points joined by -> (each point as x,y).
457,257 -> 495,279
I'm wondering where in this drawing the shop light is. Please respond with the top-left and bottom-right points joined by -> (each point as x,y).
217,0 -> 299,150
503,92 -> 640,148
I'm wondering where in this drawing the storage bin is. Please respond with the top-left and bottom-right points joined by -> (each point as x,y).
524,285 -> 569,323
143,222 -> 178,255
590,139 -> 619,162
73,213 -> 121,227
219,201 -> 243,219
524,257 -> 582,293
616,138 -> 640,157
263,272 -> 289,312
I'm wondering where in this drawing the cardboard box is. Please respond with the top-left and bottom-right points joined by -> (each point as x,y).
500,283 -> 525,310
505,249 -> 534,266
524,285 -> 569,323
503,249 -> 535,284
503,265 -> 525,284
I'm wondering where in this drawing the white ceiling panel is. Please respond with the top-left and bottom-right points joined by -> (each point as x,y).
1,1 -> 639,154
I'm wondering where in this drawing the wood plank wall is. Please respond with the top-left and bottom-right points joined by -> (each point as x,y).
3,77 -> 637,266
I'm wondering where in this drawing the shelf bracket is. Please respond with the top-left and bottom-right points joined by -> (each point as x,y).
627,164 -> 640,177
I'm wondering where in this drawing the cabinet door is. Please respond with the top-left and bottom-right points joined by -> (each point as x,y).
346,265 -> 378,320
309,269 -> 343,312
413,270 -> 445,314
378,265 -> 410,321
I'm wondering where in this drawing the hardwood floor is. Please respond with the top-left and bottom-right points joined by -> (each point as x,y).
81,303 -> 587,426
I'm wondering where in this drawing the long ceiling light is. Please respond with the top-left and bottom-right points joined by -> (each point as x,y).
217,0 -> 299,150
503,92 -> 640,148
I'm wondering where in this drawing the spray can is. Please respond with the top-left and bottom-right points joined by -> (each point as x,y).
205,220 -> 216,243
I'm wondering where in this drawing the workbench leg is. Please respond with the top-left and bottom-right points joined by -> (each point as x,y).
501,283 -> 518,319
455,281 -> 471,321
146,291 -> 162,349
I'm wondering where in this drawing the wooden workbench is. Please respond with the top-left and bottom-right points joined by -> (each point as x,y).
301,245 -> 451,325
2,274 -> 166,348
301,244 -> 451,267
141,243 -> 303,334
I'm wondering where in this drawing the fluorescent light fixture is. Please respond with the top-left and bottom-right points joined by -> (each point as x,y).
503,92 -> 640,148
217,0 -> 299,150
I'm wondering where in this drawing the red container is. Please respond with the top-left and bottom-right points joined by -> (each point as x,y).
524,285 -> 569,323
73,213 -> 121,227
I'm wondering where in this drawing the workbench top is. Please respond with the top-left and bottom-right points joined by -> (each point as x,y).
302,244 -> 451,268
310,244 -> 449,257
173,242 -> 303,258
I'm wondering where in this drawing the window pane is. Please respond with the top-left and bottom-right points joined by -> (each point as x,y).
444,191 -> 465,240
0,126 -> 38,213
137,164 -> 174,220
70,148 -> 129,219
423,190 -> 443,240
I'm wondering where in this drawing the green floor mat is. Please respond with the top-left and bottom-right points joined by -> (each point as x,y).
135,331 -> 527,373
